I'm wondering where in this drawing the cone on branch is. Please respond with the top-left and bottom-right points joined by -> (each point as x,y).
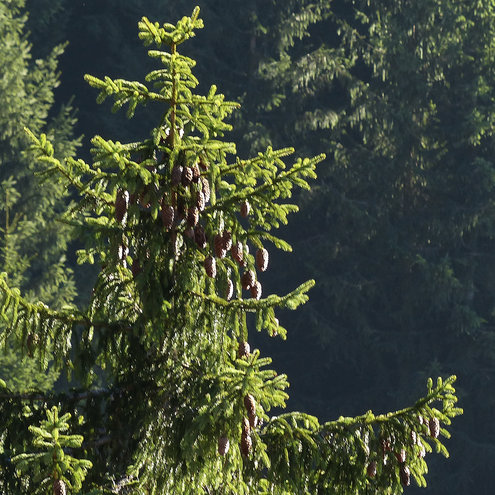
200,176 -> 210,203
115,189 -> 129,224
196,190 -> 205,211
241,270 -> 255,291
240,200 -> 250,217
214,234 -> 227,258
250,280 -> 262,300
222,230 -> 233,251
244,394 -> 257,428
53,479 -> 66,495
171,164 -> 183,186
399,464 -> 411,487
395,448 -> 406,464
237,341 -> 250,359
366,461 -> 377,478
225,278 -> 234,301
182,166 -> 193,186
240,431 -> 252,457
429,417 -> 440,438
191,162 -> 200,182
231,241 -> 243,265
161,204 -> 175,230
242,416 -> 250,436
204,255 -> 216,278
218,436 -> 230,456
194,225 -> 207,249
256,248 -> 269,272
187,207 -> 199,227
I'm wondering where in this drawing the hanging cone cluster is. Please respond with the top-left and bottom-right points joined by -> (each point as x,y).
53,479 -> 66,495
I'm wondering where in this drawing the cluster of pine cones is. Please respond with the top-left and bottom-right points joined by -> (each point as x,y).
366,415 -> 441,487
114,149 -> 270,301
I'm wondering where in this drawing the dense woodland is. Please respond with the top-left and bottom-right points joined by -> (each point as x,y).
1,0 -> 494,493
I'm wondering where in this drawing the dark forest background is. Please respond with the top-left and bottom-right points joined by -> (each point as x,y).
2,0 -> 495,493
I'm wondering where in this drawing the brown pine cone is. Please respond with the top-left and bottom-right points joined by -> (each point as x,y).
182,166 -> 193,186
222,231 -> 233,251
250,280 -> 262,300
191,162 -> 201,183
240,200 -> 250,217
399,464 -> 411,487
53,479 -> 66,495
201,176 -> 210,203
214,234 -> 227,258
410,430 -> 417,445
218,436 -> 230,456
187,207 -> 199,227
231,242 -> 243,265
241,270 -> 256,291
226,278 -> 234,301
184,227 -> 195,240
115,189 -> 129,224
417,439 -> 426,458
240,432 -> 252,456
242,417 -> 250,436
395,448 -> 406,464
171,164 -> 183,186
429,417 -> 440,438
199,156 -> 209,170
366,461 -> 377,478
196,190 -> 205,211
256,248 -> 269,272
131,259 -> 141,279
237,341 -> 250,359
244,394 -> 256,419
161,204 -> 175,230
194,225 -> 207,249
204,256 -> 217,278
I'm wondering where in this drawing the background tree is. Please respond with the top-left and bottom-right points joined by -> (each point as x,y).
247,1 -> 495,493
0,0 -> 79,393
0,8 -> 461,494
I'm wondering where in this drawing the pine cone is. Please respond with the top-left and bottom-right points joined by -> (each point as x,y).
399,464 -> 411,487
131,259 -> 141,279
410,430 -> 417,445
240,200 -> 250,217
171,164 -> 183,186
115,189 -> 129,224
218,436 -> 230,456
161,204 -> 175,230
226,278 -> 234,301
53,479 -> 66,495
256,248 -> 269,272
26,333 -> 38,357
204,256 -> 216,278
429,417 -> 440,438
187,207 -> 199,227
250,280 -> 262,300
395,448 -> 406,464
191,162 -> 201,182
196,190 -> 205,211
231,242 -> 243,265
222,231 -> 233,251
417,439 -> 426,458
184,227 -> 195,240
241,270 -> 255,291
242,417 -> 250,436
214,234 -> 227,258
194,225 -> 207,249
182,166 -> 193,186
237,341 -> 250,359
240,431 -> 252,456
199,156 -> 209,170
244,394 -> 256,427
200,176 -> 210,203
366,461 -> 377,478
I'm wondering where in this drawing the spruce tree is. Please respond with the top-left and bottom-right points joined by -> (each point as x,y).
0,8 -> 461,494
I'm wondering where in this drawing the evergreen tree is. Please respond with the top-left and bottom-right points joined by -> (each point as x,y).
0,0 -> 79,393
249,1 -> 495,492
0,8 -> 461,494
